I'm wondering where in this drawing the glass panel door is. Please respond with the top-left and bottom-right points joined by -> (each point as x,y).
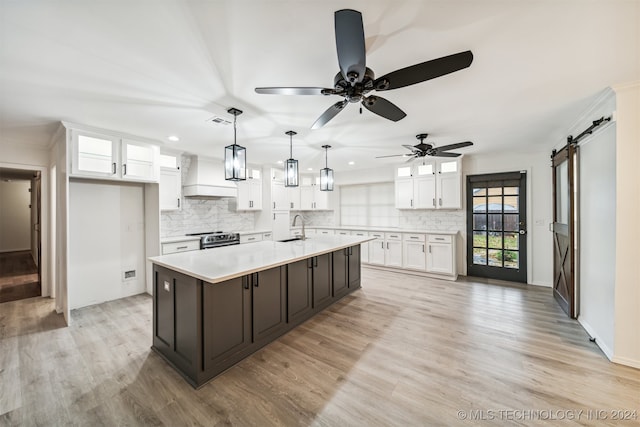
467,172 -> 527,282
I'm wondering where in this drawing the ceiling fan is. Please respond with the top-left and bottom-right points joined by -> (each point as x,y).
376,133 -> 473,160
255,9 -> 473,129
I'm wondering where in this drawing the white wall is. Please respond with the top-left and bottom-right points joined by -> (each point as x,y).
0,180 -> 32,252
68,180 -> 146,309
612,82 -> 640,368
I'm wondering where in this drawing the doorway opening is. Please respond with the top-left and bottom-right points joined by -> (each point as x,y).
0,168 -> 42,303
466,171 -> 528,283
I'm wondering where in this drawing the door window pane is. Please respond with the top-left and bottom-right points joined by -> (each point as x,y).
504,251 -> 519,269
503,214 -> 519,232
488,249 -> 502,266
487,196 -> 502,213
488,187 -> 502,196
504,196 -> 519,212
488,232 -> 502,249
473,248 -> 487,265
473,197 -> 487,212
473,214 -> 487,230
504,232 -> 519,250
473,231 -> 486,247
472,187 -> 487,196
503,186 -> 519,195
488,214 -> 502,231
556,161 -> 569,224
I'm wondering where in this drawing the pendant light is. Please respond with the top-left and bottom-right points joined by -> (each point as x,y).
224,107 -> 246,181
284,130 -> 299,187
320,144 -> 334,191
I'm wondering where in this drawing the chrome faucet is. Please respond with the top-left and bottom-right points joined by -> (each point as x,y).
292,214 -> 306,240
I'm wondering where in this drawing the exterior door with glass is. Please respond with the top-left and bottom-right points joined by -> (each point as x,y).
467,172 -> 527,282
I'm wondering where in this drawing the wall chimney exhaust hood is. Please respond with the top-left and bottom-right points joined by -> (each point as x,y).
183,156 -> 237,198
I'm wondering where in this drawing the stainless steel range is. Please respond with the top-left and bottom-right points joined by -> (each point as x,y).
185,231 -> 240,249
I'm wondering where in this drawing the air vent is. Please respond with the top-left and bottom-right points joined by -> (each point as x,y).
206,115 -> 232,126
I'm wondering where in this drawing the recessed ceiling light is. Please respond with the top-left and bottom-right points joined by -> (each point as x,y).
277,160 -> 283,164
167,135 -> 180,142
307,167 -> 313,171
348,161 -> 355,165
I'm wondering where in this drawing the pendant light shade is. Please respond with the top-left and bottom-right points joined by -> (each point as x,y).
225,107 -> 246,181
284,130 -> 299,187
320,144 -> 334,191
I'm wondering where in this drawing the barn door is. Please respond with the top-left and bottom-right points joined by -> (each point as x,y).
552,145 -> 577,318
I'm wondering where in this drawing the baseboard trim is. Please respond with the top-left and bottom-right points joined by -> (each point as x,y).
612,356 -> 640,370
578,318 -> 614,361
363,263 -> 457,281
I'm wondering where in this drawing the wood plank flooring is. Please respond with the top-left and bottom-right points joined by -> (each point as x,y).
0,251 -> 40,304
1,267 -> 639,426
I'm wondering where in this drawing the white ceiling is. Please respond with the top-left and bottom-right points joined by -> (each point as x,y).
1,1 -> 638,171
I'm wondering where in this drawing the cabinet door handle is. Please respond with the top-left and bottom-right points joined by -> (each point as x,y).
273,202 -> 276,209
422,245 -> 425,253
243,276 -> 249,290
386,242 -> 389,249
349,247 -> 353,256
439,198 -> 442,206
432,198 -> 436,207
314,257 -> 318,267
290,202 -> 293,209
123,164 -> 127,176
410,199 -> 413,207
112,162 -> 117,175
307,258 -> 313,269
177,198 -> 180,208
273,213 -> 275,220
429,245 -> 432,254
381,242 -> 384,249
253,273 -> 259,287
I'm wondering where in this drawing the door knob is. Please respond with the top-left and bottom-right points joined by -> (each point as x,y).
519,230 -> 526,235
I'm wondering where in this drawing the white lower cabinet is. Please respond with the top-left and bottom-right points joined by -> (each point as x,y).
402,233 -> 426,271
384,233 -> 403,267
161,240 -> 200,255
368,232 -> 385,265
350,230 -> 369,263
426,234 -> 454,275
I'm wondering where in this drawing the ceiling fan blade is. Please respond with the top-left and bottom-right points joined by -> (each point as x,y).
362,95 -> 407,121
431,151 -> 461,157
335,9 -> 366,83
311,100 -> 348,129
434,141 -> 473,152
375,154 -> 411,158
373,50 -> 473,91
402,144 -> 420,152
255,87 -> 333,95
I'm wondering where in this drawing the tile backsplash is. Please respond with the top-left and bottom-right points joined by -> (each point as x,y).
160,156 -> 256,238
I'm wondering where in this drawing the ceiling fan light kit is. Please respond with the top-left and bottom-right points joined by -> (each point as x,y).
284,130 -> 299,187
255,9 -> 473,129
224,107 -> 246,181
320,144 -> 334,191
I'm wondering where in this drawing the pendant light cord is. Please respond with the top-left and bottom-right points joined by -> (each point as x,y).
289,133 -> 293,159
324,146 -> 328,168
233,113 -> 237,146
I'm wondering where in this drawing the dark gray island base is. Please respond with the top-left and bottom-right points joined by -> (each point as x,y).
152,245 -> 361,388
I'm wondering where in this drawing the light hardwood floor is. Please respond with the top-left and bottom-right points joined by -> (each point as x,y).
1,268 -> 639,426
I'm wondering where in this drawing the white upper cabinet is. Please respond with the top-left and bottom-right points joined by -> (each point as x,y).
395,158 -> 462,210
160,153 -> 182,211
70,129 -> 160,182
236,167 -> 263,211
287,186 -> 301,210
299,174 -> 331,211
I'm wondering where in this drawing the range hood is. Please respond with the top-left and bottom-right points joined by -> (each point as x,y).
183,156 -> 237,198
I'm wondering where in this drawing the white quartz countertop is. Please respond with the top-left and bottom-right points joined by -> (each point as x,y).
307,225 -> 458,235
149,235 -> 374,284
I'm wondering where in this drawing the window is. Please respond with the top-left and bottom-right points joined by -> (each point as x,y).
340,182 -> 398,227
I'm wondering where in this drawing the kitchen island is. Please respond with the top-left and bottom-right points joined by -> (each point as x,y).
148,235 -> 372,388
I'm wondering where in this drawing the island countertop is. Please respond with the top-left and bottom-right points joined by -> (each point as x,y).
148,235 -> 373,284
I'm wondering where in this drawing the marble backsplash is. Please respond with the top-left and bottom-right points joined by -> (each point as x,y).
297,208 -> 465,233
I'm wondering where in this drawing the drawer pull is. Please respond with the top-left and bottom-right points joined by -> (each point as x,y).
435,237 -> 445,241
410,236 -> 419,239
248,237 -> 255,241
176,246 -> 188,250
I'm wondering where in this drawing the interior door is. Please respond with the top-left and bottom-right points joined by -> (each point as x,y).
467,172 -> 527,282
552,145 -> 577,318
